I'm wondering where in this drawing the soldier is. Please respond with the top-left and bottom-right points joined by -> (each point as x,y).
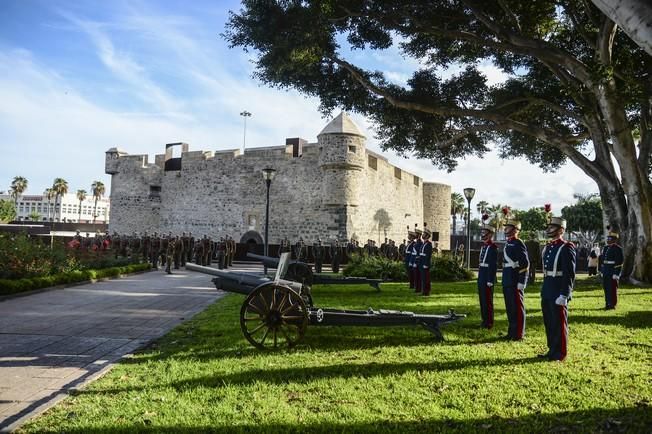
411,224 -> 423,293
202,235 -> 211,266
294,237 -> 305,261
330,239 -> 341,273
399,238 -> 407,262
142,231 -> 151,263
405,226 -> 416,289
502,219 -> 530,341
313,238 -> 324,273
600,230 -> 623,309
217,237 -> 226,269
181,232 -> 189,266
380,238 -> 388,258
130,232 -> 141,258
229,236 -> 236,266
540,216 -> 575,361
477,224 -> 497,329
173,235 -> 184,269
160,233 -> 169,267
165,234 -> 175,274
150,232 -> 161,269
113,233 -> 121,258
419,223 -> 433,296
187,232 -> 195,264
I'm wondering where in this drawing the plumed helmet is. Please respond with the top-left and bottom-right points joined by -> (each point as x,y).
548,216 -> 567,229
504,219 -> 522,230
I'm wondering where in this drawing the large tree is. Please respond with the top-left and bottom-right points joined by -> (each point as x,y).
9,176 -> 28,207
590,0 -> 652,56
225,0 -> 652,282
52,178 -> 68,222
562,194 -> 604,245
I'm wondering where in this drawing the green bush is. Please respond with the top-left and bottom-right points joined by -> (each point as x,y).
343,253 -> 473,282
0,263 -> 151,296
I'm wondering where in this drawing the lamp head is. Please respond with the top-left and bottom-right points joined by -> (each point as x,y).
463,187 -> 476,201
262,167 -> 276,181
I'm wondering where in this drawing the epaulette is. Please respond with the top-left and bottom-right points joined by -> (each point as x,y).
565,241 -> 575,247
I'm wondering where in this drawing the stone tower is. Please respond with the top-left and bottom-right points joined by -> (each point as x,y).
317,113 -> 366,239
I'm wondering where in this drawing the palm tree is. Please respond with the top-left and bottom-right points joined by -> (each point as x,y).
476,200 -> 489,216
91,181 -> 105,223
52,178 -> 69,222
451,192 -> 465,235
9,176 -> 28,207
44,188 -> 56,221
76,189 -> 87,223
486,203 -> 506,232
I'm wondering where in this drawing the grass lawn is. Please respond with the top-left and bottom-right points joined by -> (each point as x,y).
19,276 -> 652,433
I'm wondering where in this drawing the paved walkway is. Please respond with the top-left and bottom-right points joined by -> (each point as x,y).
0,268 -> 227,432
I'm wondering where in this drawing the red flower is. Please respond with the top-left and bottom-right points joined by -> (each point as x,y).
501,206 -> 510,216
544,203 -> 552,213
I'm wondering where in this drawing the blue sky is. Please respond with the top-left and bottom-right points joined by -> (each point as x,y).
0,0 -> 597,214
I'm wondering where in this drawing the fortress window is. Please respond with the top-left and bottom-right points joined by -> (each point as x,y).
149,185 -> 161,198
368,155 -> 377,170
413,176 -> 420,186
394,167 -> 402,180
348,145 -> 357,153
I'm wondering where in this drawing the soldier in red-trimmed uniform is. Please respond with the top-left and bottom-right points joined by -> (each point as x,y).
419,223 -> 433,296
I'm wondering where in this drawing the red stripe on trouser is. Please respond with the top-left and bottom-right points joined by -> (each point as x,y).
423,268 -> 431,295
515,288 -> 523,339
486,285 -> 493,327
558,305 -> 567,360
408,268 -> 414,287
611,279 -> 618,307
414,267 -> 421,291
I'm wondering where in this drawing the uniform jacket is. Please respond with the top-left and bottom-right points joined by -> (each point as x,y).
600,244 -> 623,277
404,240 -> 414,267
541,239 -> 576,300
478,241 -> 497,285
419,240 -> 433,269
411,239 -> 423,267
502,237 -> 529,287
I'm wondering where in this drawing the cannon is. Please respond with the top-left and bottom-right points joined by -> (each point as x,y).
246,252 -> 384,291
186,260 -> 465,350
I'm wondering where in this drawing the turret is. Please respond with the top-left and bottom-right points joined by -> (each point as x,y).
105,147 -> 128,174
317,112 -> 366,207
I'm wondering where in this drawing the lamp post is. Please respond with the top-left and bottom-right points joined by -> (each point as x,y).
262,168 -> 276,275
240,110 -> 252,153
463,187 -> 475,269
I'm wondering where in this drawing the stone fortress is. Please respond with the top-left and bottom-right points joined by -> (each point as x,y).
105,113 -> 451,249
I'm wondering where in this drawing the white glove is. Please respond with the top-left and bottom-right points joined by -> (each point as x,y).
555,295 -> 568,306
612,274 -> 620,281
487,282 -> 493,287
517,283 -> 525,290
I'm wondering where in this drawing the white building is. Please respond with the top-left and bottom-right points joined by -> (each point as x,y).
0,192 -> 110,223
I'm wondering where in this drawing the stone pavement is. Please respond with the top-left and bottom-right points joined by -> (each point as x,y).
0,267 -> 227,432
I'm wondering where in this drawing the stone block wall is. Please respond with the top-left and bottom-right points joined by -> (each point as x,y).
423,182 -> 451,250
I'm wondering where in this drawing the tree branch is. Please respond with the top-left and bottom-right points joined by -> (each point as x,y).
496,0 -> 521,32
597,17 -> 617,66
494,97 -> 587,125
333,56 -> 599,178
564,0 -> 596,48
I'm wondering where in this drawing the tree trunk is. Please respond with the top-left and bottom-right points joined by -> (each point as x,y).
452,215 -> 457,235
590,0 -> 652,56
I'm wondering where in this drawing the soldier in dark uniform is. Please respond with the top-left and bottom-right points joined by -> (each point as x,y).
142,231 -> 151,263
477,224 -> 497,329
229,236 -> 236,266
294,238 -> 305,261
187,232 -> 195,264
160,234 -> 169,267
411,224 -> 423,293
113,233 -> 121,258
173,235 -> 184,269
405,226 -> 416,289
313,238 -> 324,273
600,230 -> 623,309
330,239 -> 341,273
540,216 -> 575,361
399,238 -> 407,262
165,235 -> 175,274
150,232 -> 161,269
181,232 -> 189,267
202,235 -> 211,266
502,219 -> 530,341
419,223 -> 433,296
217,237 -> 226,269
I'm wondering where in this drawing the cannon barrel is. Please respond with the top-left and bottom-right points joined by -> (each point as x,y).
185,262 -> 303,294
312,275 -> 383,290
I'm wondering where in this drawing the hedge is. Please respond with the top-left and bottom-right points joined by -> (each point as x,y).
0,263 -> 152,296
343,253 -> 474,282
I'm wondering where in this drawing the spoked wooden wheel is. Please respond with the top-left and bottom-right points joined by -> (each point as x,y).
240,283 -> 308,350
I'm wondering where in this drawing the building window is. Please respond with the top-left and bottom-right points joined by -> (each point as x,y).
149,185 -> 162,198
413,175 -> 420,186
348,146 -> 357,153
394,167 -> 402,180
368,155 -> 377,170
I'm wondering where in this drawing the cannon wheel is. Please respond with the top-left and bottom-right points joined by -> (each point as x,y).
240,283 -> 308,350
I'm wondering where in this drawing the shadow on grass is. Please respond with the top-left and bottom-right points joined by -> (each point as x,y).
77,355 -> 543,396
570,311 -> 652,328
25,406 -> 651,433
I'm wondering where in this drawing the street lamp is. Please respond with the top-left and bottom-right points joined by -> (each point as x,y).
463,187 -> 476,269
262,167 -> 276,275
240,110 -> 252,153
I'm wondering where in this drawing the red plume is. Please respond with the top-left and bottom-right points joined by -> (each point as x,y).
544,203 -> 552,213
501,206 -> 510,216
482,213 -> 489,222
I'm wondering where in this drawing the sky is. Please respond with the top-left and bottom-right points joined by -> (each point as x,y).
0,0 -> 598,217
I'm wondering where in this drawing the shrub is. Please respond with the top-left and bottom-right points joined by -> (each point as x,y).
0,263 -> 151,296
343,253 -> 474,282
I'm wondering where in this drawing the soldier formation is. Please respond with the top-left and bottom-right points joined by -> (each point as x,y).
475,215 -> 624,362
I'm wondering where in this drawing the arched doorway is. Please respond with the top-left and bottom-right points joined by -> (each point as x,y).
239,230 -> 264,245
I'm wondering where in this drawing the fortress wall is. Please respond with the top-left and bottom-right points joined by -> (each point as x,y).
107,156 -> 163,234
152,148 -> 329,242
352,153 -> 424,244
423,182 -> 451,250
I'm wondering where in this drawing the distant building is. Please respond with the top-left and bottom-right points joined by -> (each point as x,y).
0,192 -> 110,223
105,113 -> 450,248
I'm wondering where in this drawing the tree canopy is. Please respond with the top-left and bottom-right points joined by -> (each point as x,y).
225,0 -> 652,281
